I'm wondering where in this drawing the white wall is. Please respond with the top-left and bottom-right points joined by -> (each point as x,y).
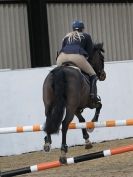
0,61 -> 133,156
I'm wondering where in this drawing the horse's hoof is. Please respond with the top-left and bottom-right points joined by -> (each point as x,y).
85,139 -> 93,149
59,156 -> 67,164
87,128 -> 94,133
85,143 -> 93,149
44,143 -> 51,152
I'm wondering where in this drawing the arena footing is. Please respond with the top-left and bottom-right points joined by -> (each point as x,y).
1,144 -> 133,177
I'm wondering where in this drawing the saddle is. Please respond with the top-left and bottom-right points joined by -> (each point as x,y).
62,61 -> 90,84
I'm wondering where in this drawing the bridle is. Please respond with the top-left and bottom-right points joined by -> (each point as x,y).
91,47 -> 106,81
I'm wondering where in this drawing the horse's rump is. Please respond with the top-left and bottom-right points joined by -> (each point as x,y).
43,66 -> 90,134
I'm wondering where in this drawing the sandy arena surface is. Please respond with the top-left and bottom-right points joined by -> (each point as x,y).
0,138 -> 133,177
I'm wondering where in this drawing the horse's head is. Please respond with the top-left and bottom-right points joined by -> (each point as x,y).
90,43 -> 106,81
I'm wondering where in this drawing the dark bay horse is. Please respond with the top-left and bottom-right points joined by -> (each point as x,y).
43,43 -> 106,163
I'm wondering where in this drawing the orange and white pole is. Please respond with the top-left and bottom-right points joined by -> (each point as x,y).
0,124 -> 43,134
68,119 -> 133,129
0,119 -> 133,134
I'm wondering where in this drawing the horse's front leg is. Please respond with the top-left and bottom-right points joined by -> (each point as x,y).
87,102 -> 102,133
92,101 -> 102,122
76,111 -> 93,149
44,134 -> 52,152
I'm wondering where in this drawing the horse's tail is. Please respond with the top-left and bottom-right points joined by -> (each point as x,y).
44,68 -> 66,134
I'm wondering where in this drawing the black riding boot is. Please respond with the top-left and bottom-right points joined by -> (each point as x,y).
90,75 -> 100,102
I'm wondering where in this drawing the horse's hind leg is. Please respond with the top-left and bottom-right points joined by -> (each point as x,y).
44,134 -> 52,152
76,111 -> 93,149
43,104 -> 52,152
60,111 -> 74,164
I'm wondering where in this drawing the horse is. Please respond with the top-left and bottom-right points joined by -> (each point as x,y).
43,43 -> 106,163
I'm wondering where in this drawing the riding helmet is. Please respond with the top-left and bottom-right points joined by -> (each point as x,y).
72,20 -> 85,31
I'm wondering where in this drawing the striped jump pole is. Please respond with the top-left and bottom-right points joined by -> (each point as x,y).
0,119 -> 133,134
68,119 -> 133,129
0,124 -> 44,134
0,144 -> 133,177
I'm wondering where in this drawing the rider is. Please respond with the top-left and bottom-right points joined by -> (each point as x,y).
56,20 -> 99,102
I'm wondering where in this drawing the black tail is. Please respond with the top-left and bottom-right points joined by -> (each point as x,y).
44,68 -> 66,134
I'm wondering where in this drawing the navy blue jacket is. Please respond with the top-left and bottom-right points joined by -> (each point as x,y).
59,32 -> 94,58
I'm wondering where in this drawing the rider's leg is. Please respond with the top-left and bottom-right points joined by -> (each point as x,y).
56,52 -> 69,66
89,74 -> 99,100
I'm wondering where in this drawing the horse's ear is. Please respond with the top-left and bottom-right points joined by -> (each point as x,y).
94,42 -> 104,52
100,42 -> 104,53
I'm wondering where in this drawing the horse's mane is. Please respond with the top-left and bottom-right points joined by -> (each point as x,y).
88,42 -> 104,63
